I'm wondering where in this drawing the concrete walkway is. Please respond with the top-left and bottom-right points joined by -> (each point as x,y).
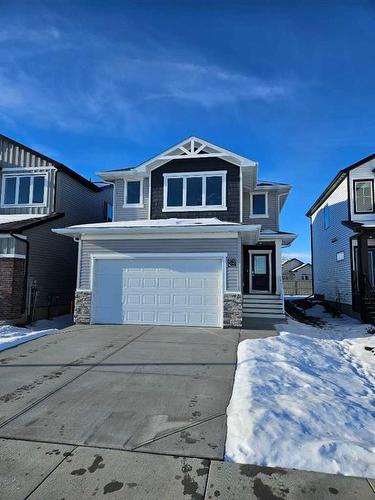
0,323 -> 374,499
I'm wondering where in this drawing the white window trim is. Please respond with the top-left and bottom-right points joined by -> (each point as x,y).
123,179 -> 144,208
162,171 -> 227,212
250,192 -> 269,218
1,173 -> 48,208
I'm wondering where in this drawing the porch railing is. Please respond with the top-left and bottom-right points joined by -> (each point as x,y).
278,276 -> 285,315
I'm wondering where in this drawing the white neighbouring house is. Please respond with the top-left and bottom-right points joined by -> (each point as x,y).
55,137 -> 296,328
307,152 -> 375,322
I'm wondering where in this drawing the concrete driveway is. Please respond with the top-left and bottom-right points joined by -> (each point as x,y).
0,324 -> 239,459
1,323 -> 374,499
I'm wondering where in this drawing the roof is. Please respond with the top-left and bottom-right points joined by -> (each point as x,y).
53,217 -> 262,238
291,262 -> 311,272
306,153 -> 375,217
98,136 -> 258,181
0,133 -> 103,192
0,212 -> 64,233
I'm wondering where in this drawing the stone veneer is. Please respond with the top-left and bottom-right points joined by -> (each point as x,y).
74,290 -> 92,324
74,290 -> 242,328
223,293 -> 242,328
0,258 -> 25,321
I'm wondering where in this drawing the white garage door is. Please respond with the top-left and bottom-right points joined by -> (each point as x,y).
91,257 -> 223,327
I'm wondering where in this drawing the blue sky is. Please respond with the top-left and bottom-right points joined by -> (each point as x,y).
1,0 -> 375,261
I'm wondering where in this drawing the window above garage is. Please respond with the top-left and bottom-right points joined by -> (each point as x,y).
162,171 -> 227,212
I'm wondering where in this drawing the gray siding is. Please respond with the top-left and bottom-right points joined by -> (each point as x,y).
311,178 -> 352,305
80,237 -> 240,292
114,178 -> 149,221
22,173 -> 113,310
242,191 -> 279,230
0,137 -> 56,215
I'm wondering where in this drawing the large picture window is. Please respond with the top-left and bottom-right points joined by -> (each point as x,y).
353,179 -> 374,214
163,171 -> 226,211
1,174 -> 46,207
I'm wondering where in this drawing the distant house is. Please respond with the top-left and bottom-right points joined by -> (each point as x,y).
307,153 -> 375,322
282,258 -> 312,295
0,134 -> 113,323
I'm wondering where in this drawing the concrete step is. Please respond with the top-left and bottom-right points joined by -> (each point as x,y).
243,299 -> 283,305
243,294 -> 280,299
243,312 -> 285,319
243,304 -> 284,311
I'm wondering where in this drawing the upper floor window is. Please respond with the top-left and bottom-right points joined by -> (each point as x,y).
1,174 -> 46,207
124,179 -> 143,207
323,204 -> 330,229
250,192 -> 268,217
353,179 -> 374,214
163,171 -> 227,211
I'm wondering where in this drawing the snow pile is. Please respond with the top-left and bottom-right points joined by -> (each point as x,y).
69,218 -> 236,229
0,314 -> 72,352
226,308 -> 375,477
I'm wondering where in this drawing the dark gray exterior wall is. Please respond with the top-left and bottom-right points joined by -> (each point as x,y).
79,237 -> 241,292
22,172 -> 113,318
150,158 -> 240,222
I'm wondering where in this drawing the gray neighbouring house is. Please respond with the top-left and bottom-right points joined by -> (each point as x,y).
55,137 -> 296,328
282,258 -> 313,296
0,134 -> 112,323
307,153 -> 375,322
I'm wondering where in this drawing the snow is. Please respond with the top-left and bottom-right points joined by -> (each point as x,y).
226,306 -> 375,478
0,314 -> 72,352
0,214 -> 43,225
68,218 -> 237,229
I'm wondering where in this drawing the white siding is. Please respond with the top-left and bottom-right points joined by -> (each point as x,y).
349,159 -> 375,222
311,178 -> 352,305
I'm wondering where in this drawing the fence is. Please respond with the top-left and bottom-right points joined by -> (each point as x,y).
283,280 -> 313,296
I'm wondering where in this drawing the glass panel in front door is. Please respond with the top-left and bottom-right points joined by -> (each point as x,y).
251,254 -> 270,292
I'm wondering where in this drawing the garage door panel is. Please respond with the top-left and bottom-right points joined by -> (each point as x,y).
92,258 -> 222,327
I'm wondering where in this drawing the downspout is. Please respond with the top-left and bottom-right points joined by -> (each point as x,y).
10,232 -> 29,321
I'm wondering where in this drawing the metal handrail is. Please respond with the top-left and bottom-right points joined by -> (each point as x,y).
278,276 -> 285,315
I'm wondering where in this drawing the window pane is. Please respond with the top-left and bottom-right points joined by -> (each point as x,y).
186,177 -> 202,206
4,177 -> 16,204
206,176 -> 222,206
254,255 -> 267,274
18,176 -> 31,204
126,181 -> 141,204
253,194 -> 266,215
32,176 -> 45,203
324,205 -> 330,229
355,181 -> 373,212
167,177 -> 183,207
105,202 -> 113,222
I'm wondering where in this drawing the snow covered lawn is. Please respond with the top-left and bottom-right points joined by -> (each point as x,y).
226,305 -> 375,478
0,315 -> 72,352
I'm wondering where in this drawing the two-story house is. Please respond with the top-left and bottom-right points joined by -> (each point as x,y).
0,133 -> 112,323
307,153 -> 375,322
55,137 -> 296,328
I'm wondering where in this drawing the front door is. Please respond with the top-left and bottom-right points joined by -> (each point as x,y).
368,248 -> 375,288
249,252 -> 271,292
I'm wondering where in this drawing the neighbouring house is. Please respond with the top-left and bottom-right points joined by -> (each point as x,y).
307,152 -> 375,322
0,133 -> 113,323
55,137 -> 296,328
282,258 -> 313,296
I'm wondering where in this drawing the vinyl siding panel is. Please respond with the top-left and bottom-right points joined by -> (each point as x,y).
311,178 -> 352,305
80,237 -> 240,292
242,191 -> 279,230
114,178 -> 149,221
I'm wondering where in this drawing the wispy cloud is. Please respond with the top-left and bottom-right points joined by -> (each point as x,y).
0,20 -> 297,137
283,252 -> 311,263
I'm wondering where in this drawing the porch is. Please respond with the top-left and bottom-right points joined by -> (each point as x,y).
351,231 -> 375,323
